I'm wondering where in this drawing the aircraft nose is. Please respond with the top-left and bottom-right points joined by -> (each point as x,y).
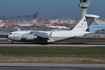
6,35 -> 9,39
6,35 -> 8,39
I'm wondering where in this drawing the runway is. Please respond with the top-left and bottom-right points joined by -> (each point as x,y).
0,66 -> 105,70
0,42 -> 105,47
0,63 -> 105,70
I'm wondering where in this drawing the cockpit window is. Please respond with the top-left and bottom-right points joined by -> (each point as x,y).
9,33 -> 12,35
30,32 -> 33,34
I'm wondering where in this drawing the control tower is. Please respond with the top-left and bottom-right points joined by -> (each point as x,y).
79,0 -> 90,17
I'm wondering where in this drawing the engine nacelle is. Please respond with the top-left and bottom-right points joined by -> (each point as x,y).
22,34 -> 35,40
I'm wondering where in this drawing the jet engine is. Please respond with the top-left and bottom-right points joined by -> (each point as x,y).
22,33 -> 35,40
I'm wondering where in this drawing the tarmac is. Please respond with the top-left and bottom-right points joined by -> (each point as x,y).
0,42 -> 105,47
0,63 -> 105,70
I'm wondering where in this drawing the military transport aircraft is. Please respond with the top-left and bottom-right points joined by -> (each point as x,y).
7,14 -> 99,43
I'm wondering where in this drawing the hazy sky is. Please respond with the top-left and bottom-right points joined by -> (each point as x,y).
0,0 -> 104,19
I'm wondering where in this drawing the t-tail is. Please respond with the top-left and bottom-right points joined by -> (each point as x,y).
72,14 -> 99,31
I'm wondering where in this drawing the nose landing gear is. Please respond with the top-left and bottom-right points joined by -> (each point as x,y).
11,41 -> 13,43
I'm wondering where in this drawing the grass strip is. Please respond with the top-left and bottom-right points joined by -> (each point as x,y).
0,47 -> 105,63
0,47 -> 105,58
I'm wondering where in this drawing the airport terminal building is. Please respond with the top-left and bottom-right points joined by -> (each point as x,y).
89,21 -> 105,34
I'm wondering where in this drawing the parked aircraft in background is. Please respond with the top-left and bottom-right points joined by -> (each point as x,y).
18,19 -> 37,27
7,14 -> 99,43
18,23 -> 35,27
45,23 -> 70,29
0,22 -> 6,28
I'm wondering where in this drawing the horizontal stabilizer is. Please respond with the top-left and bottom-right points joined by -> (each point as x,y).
85,14 -> 99,19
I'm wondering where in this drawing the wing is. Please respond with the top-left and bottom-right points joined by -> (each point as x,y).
30,31 -> 50,38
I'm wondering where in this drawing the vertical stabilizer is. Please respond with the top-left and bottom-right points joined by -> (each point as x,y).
33,19 -> 37,26
73,14 -> 99,31
0,23 -> 6,26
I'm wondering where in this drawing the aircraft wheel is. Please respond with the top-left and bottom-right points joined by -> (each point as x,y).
11,41 -> 13,43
